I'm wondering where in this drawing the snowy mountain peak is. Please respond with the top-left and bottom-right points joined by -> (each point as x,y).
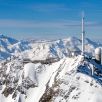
0,35 -> 101,61
0,35 -> 18,60
0,34 -> 18,45
0,55 -> 102,102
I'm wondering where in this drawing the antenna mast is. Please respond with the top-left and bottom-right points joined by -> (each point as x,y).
82,12 -> 85,55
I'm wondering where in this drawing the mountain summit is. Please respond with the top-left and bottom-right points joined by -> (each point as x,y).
0,35 -> 102,102
0,55 -> 102,102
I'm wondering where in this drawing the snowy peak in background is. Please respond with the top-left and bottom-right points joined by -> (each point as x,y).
86,38 -> 102,47
0,34 -> 18,52
0,34 -> 18,60
0,35 -> 101,61
0,34 -> 18,45
21,37 -> 81,61
0,35 -> 31,59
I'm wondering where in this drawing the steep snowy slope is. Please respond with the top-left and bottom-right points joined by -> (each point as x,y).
0,55 -> 102,102
0,34 -> 18,45
9,40 -> 31,53
0,34 -> 18,52
39,56 -> 102,102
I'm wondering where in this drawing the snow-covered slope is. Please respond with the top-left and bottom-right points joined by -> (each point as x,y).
0,34 -> 18,52
0,34 -> 18,45
0,55 -> 102,102
0,35 -> 31,60
0,34 -> 18,60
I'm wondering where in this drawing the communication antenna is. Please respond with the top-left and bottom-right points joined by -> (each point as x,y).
81,11 -> 85,55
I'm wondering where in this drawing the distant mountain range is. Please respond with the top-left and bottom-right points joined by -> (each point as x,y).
0,34 -> 101,60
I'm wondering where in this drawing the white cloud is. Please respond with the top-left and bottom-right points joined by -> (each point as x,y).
28,3 -> 69,12
0,19 -> 101,29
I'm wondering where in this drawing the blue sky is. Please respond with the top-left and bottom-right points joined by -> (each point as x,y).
0,0 -> 102,41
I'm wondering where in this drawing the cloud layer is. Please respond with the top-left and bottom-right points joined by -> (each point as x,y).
0,19 -> 102,29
